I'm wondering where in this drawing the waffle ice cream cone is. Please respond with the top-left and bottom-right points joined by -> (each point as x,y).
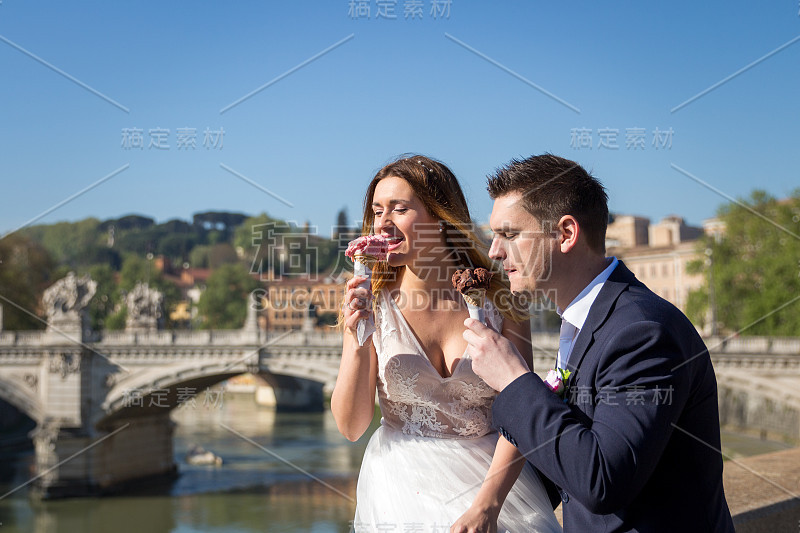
353,253 -> 381,270
345,235 -> 390,346
461,289 -> 486,309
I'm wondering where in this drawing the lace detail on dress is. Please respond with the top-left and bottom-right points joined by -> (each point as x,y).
446,373 -> 495,437
384,358 -> 449,436
373,291 -> 501,439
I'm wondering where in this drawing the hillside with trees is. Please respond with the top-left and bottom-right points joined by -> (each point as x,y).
4,208 -> 354,331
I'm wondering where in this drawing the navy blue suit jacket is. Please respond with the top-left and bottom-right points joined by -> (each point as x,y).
493,261 -> 734,532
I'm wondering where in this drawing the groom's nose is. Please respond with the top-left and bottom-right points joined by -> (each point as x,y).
488,235 -> 505,261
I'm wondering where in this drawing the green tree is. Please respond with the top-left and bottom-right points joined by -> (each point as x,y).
105,306 -> 127,330
157,233 -> 197,261
207,243 -> 239,269
21,218 -> 104,268
117,254 -> 182,329
193,211 -> 248,243
233,213 -> 279,254
188,243 -> 240,270
119,255 -> 152,291
197,264 -> 260,329
333,207 -> 352,240
85,263 -> 120,331
189,245 -> 213,269
233,213 -> 286,279
686,190 -> 800,336
0,234 -> 55,330
233,214 -> 342,279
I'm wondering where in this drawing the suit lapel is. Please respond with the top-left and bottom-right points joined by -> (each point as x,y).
564,261 -> 638,380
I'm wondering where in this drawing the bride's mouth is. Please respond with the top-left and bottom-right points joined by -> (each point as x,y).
384,236 -> 404,251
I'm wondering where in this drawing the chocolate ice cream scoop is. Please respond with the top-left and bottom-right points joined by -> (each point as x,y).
451,268 -> 493,293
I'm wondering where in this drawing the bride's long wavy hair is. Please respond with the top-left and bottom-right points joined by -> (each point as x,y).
341,154 -> 528,324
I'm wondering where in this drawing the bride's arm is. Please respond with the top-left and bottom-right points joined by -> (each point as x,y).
330,276 -> 379,442
451,436 -> 527,532
451,316 -> 533,532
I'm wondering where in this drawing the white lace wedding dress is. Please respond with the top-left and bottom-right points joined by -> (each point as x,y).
353,291 -> 562,532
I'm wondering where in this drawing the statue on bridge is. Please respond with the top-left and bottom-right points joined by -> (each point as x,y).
125,282 -> 163,331
42,272 -> 97,332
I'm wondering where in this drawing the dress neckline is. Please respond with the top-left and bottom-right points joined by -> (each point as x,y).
384,293 -> 468,381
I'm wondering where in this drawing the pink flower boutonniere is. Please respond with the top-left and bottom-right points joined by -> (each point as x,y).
544,368 -> 572,399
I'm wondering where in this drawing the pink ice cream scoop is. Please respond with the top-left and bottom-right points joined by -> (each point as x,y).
345,235 -> 389,347
345,235 -> 389,263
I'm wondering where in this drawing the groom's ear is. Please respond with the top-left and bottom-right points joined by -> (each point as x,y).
557,215 -> 580,254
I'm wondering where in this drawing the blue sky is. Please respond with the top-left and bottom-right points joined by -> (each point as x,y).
1,0 -> 798,239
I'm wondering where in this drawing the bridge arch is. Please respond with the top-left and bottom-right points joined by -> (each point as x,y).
715,369 -> 800,443
0,375 -> 43,425
95,362 -> 335,428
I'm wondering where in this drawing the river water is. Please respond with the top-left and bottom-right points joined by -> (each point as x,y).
0,393 -> 793,532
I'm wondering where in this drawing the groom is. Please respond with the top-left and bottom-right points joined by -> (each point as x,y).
464,154 -> 735,532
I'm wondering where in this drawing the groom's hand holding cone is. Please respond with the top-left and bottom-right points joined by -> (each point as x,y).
463,318 -> 531,392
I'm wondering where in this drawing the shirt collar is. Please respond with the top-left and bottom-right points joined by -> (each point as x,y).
559,256 -> 619,331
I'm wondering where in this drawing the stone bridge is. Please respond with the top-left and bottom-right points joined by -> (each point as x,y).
0,322 -> 347,498
1,322 -> 798,498
1,270 -> 799,499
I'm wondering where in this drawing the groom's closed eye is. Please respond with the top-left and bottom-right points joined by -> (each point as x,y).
493,230 -> 519,240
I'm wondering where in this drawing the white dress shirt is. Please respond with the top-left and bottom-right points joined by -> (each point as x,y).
556,257 -> 619,370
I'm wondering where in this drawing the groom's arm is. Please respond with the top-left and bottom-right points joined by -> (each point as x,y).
472,319 -> 692,514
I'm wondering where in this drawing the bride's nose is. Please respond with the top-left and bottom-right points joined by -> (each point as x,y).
374,212 -> 393,233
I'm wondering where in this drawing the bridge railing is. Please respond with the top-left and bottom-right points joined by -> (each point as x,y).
0,331 -> 49,345
97,331 -> 175,345
1,327 -> 799,354
705,336 -> 800,355
89,330 -> 264,346
263,331 -> 342,346
88,329 -> 342,347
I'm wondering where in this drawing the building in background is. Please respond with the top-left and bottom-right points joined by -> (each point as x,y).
606,215 -> 650,249
260,274 -> 349,331
607,215 -> 724,324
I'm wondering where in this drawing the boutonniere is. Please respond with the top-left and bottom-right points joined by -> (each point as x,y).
544,368 -> 572,399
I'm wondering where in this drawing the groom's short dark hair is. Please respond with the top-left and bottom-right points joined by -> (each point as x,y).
487,154 -> 609,255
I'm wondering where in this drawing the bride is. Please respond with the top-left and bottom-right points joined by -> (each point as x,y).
331,155 -> 562,532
